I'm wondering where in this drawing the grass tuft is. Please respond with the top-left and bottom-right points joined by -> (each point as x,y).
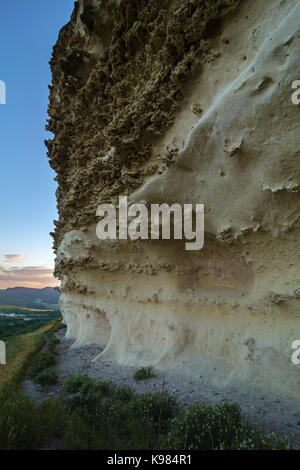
133,366 -> 156,382
29,350 -> 56,379
33,368 -> 58,386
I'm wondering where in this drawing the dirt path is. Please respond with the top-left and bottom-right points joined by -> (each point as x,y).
22,328 -> 300,443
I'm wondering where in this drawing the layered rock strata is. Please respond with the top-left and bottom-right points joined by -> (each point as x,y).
47,0 -> 300,397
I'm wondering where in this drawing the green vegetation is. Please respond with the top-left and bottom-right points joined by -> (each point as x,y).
0,322 -> 296,450
64,374 -> 99,394
0,387 -> 66,450
0,321 -> 59,389
29,350 -> 57,380
33,368 -> 58,386
0,373 -> 295,450
133,365 -> 156,382
48,333 -> 60,353
0,305 -> 61,342
164,402 -> 294,450
28,322 -> 64,384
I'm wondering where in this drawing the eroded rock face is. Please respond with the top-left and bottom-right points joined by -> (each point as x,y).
48,0 -> 300,397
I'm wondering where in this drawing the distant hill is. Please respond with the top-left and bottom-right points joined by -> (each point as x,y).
0,287 -> 60,308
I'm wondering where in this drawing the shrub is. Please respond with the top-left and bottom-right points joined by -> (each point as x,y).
164,402 -> 295,450
164,402 -> 243,450
121,391 -> 180,449
48,334 -> 60,352
62,377 -> 177,449
63,375 -> 90,394
0,386 -> 38,450
36,398 -> 66,443
133,366 -> 156,382
0,374 -> 294,450
33,368 -> 58,386
82,390 -> 179,450
125,392 -> 179,430
111,385 -> 135,402
66,379 -> 114,416
63,411 -> 103,450
80,379 -> 112,397
29,350 -> 56,378
74,394 -> 153,450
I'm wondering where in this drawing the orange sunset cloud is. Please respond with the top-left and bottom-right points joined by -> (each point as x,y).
0,263 -> 59,289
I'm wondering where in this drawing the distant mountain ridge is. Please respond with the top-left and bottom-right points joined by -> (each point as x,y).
0,287 -> 60,308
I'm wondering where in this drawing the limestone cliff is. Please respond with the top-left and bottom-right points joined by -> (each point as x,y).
47,0 -> 300,398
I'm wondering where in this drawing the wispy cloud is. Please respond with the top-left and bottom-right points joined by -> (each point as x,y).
0,263 -> 59,289
3,254 -> 25,263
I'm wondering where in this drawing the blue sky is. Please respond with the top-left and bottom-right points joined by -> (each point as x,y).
0,0 -> 75,288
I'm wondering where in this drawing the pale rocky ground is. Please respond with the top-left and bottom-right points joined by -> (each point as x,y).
22,328 -> 300,444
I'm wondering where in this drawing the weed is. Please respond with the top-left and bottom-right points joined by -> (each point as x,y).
133,366 -> 156,382
29,350 -> 56,379
33,368 -> 58,386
